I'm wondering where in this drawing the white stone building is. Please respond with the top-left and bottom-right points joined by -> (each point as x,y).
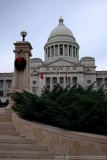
0,17 -> 107,102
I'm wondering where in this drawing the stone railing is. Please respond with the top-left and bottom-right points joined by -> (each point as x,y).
12,111 -> 107,156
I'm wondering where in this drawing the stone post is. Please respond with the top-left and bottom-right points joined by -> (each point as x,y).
7,40 -> 32,108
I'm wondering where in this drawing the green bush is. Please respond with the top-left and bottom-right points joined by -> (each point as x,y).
12,84 -> 107,135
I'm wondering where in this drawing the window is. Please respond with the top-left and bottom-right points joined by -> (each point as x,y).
60,68 -> 63,70
86,69 -> 91,72
0,90 -> 3,96
87,80 -> 91,84
46,78 -> 50,84
97,78 -> 102,87
7,80 -> 12,88
105,79 -> 107,86
69,45 -> 71,56
33,81 -> 36,84
60,77 -> 64,84
0,80 -> 4,88
51,46 -> 54,57
66,77 -> 70,84
46,85 -> 50,90
32,88 -> 36,94
60,45 -> 63,56
53,77 -> 57,84
73,77 -> 77,84
7,93 -> 9,97
48,48 -> 50,58
53,85 -> 56,88
73,46 -> 75,57
76,48 -> 78,57
6,100 -> 9,103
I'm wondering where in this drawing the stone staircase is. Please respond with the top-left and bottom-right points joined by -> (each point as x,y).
0,108 -> 59,159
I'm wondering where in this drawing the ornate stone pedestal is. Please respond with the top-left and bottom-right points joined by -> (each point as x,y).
7,40 -> 32,108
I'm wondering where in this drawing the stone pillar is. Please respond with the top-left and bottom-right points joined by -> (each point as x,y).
103,78 -> 105,89
64,77 -> 66,88
7,41 -> 32,108
13,42 -> 32,91
63,44 -> 64,56
50,77 -> 52,91
45,48 -> 47,60
58,45 -> 60,56
50,46 -> 51,57
77,48 -> 79,60
3,80 -> 6,97
67,45 -> 69,56
72,46 -> 73,57
54,45 -> 55,57
75,47 -> 76,58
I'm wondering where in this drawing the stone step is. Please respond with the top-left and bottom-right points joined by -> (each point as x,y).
0,127 -> 16,131
0,131 -> 19,136
0,116 -> 12,122
0,108 -> 12,114
0,135 -> 36,144
0,150 -> 57,158
0,143 -> 48,151
0,158 -> 54,160
0,122 -> 14,128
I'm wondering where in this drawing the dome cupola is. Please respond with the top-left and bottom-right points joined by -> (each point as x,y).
44,17 -> 79,62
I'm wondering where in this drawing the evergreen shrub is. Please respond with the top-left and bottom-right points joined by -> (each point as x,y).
12,84 -> 107,135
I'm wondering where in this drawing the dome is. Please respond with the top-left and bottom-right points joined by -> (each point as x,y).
49,23 -> 74,38
47,17 -> 75,43
44,17 -> 79,63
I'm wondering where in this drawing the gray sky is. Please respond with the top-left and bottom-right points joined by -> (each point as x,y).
0,0 -> 107,72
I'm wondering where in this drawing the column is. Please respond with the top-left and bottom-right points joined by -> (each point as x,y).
3,80 -> 6,97
63,44 -> 64,56
67,45 -> 69,56
13,51 -> 18,89
77,48 -> 79,60
71,46 -> 73,57
54,45 -> 55,57
50,46 -> 51,57
103,78 -> 105,89
75,47 -> 76,58
58,45 -> 60,56
57,77 -> 60,84
64,77 -> 66,88
45,49 -> 47,60
50,77 -> 52,91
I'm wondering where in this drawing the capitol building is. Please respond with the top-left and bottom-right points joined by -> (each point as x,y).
0,17 -> 107,102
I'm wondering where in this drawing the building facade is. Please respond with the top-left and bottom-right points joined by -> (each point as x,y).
0,17 -> 107,102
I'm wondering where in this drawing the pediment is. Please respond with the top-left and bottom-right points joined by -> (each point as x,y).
44,58 -> 80,67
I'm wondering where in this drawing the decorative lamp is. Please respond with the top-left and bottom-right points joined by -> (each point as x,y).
20,31 -> 27,41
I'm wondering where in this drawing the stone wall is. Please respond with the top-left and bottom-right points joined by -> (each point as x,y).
12,111 -> 107,156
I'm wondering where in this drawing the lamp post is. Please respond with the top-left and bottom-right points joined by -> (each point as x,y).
20,31 -> 27,41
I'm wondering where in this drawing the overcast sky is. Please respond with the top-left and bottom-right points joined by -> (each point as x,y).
0,0 -> 107,72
